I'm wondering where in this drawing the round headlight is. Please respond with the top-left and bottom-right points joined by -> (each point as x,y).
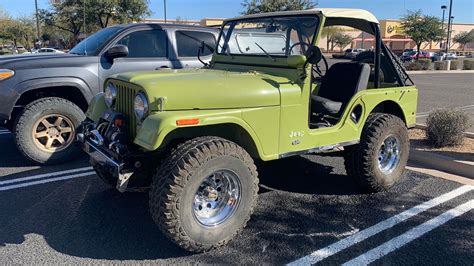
104,83 -> 117,107
134,92 -> 148,120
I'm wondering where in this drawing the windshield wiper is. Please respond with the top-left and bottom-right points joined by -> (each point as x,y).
254,42 -> 275,61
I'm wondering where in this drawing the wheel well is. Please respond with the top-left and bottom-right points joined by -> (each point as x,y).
371,101 -> 406,124
161,123 -> 260,158
8,86 -> 89,126
16,86 -> 89,111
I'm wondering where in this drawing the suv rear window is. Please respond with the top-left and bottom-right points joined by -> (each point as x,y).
176,30 -> 216,57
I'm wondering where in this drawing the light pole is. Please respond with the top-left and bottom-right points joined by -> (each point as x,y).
34,0 -> 40,48
445,0 -> 453,54
164,0 -> 167,23
440,5 -> 447,49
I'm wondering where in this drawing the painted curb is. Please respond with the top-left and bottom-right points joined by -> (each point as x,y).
408,149 -> 474,179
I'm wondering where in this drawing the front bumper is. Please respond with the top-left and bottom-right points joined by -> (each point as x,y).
77,122 -> 134,192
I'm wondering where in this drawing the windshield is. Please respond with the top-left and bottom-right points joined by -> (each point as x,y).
217,16 -> 319,57
69,26 -> 122,56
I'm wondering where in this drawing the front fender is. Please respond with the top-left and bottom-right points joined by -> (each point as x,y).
134,109 -> 268,159
85,93 -> 107,122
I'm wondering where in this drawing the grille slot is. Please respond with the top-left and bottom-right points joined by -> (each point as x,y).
115,84 -> 137,139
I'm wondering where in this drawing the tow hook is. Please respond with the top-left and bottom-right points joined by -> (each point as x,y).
116,172 -> 133,193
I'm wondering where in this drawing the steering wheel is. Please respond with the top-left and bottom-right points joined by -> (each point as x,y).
289,42 -> 310,55
313,52 -> 328,79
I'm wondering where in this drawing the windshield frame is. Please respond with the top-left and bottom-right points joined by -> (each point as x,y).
215,14 -> 320,59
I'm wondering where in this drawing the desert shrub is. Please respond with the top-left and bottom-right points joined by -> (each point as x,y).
418,59 -> 432,70
405,61 -> 423,71
425,108 -> 470,147
434,61 -> 447,70
450,60 -> 460,70
463,59 -> 474,70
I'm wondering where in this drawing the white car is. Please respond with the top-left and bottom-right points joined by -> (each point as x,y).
32,48 -> 65,54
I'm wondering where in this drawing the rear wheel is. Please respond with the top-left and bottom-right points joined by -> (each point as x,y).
14,97 -> 85,164
344,113 -> 409,192
149,136 -> 259,252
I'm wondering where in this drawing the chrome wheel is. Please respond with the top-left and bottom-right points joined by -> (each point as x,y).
193,170 -> 241,228
377,135 -> 401,175
32,114 -> 75,153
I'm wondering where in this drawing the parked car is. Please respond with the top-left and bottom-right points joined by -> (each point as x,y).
402,48 -> 415,56
32,48 -> 65,54
431,52 -> 458,61
344,48 -> 365,59
400,51 -> 431,62
78,8 -> 417,253
0,23 -> 218,164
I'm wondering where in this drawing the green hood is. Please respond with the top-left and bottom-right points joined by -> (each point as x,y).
111,68 -> 287,111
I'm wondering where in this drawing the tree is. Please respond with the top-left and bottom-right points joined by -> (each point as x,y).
40,0 -> 150,47
333,32 -> 353,51
39,0 -> 86,46
453,30 -> 474,51
86,0 -> 150,29
322,26 -> 343,52
401,10 -> 444,60
1,17 -> 36,51
242,0 -> 316,15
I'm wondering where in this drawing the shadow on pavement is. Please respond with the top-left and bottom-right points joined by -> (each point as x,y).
257,155 -> 362,195
0,154 -> 426,262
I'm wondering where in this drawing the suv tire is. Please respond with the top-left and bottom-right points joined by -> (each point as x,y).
14,97 -> 85,164
344,113 -> 409,192
149,136 -> 259,253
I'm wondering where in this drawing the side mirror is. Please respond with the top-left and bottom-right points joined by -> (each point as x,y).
287,55 -> 307,68
105,45 -> 128,60
306,46 -> 322,64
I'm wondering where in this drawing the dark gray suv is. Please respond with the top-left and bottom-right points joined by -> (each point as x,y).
0,23 -> 218,164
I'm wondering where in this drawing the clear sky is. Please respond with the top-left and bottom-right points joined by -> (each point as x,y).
2,0 -> 473,23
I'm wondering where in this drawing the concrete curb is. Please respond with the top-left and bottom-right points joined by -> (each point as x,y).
414,123 -> 474,139
408,149 -> 474,179
407,70 -> 474,74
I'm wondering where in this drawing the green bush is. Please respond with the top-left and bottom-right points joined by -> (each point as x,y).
405,61 -> 423,71
463,59 -> 474,70
450,60 -> 460,70
425,108 -> 470,147
434,61 -> 447,70
418,59 -> 432,70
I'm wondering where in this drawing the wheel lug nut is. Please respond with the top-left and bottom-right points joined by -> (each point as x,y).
207,203 -> 212,208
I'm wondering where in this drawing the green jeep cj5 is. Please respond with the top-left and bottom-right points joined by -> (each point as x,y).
77,8 -> 418,252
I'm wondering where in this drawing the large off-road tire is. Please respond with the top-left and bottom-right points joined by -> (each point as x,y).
344,113 -> 409,192
14,97 -> 85,164
149,136 -> 259,253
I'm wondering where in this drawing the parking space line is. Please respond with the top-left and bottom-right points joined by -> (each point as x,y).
342,200 -> 474,265
287,185 -> 473,265
0,171 -> 96,191
0,166 -> 93,186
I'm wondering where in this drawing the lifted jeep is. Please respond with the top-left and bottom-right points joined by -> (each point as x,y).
78,9 -> 417,252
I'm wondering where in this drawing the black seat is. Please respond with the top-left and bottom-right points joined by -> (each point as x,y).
311,62 -> 370,116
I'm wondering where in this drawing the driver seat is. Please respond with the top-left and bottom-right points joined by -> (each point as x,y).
311,62 -> 370,117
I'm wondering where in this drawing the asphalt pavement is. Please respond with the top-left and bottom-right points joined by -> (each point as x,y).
0,71 -> 473,264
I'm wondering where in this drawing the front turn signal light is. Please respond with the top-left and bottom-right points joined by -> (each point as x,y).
0,69 -> 14,80
176,118 -> 200,126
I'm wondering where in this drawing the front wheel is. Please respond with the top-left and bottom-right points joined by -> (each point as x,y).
149,136 -> 259,253
344,113 -> 409,192
14,97 -> 85,164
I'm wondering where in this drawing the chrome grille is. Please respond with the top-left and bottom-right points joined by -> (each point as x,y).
114,84 -> 137,139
